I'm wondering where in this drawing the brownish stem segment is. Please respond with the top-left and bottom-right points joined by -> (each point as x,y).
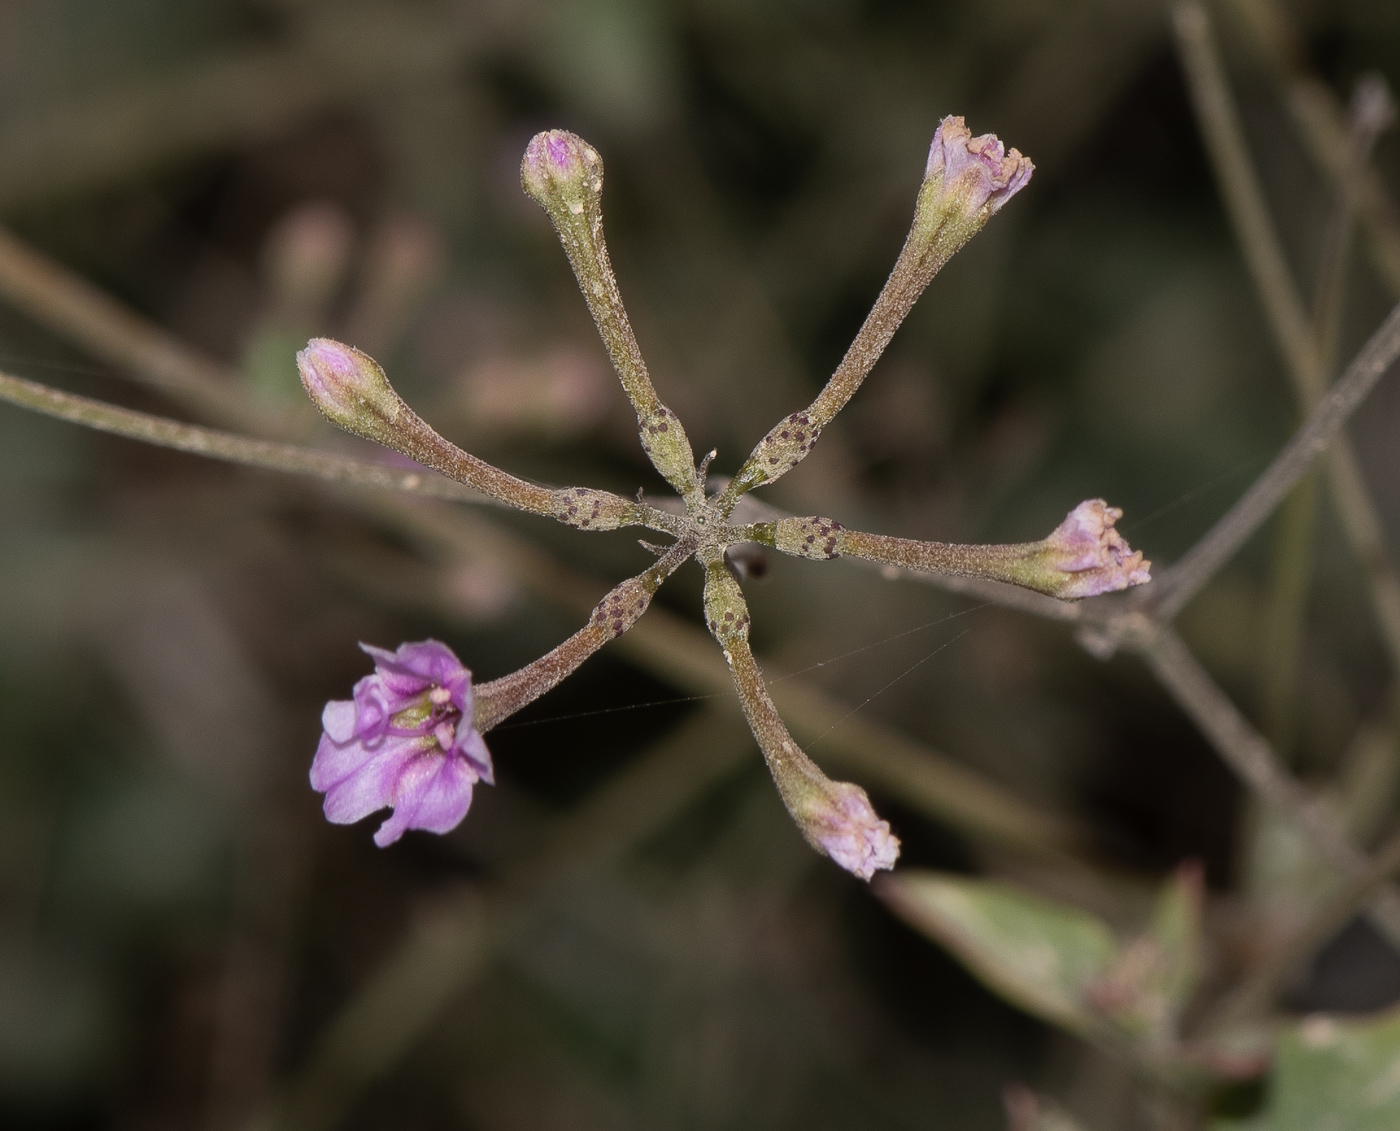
474,541 -> 692,732
701,560 -> 831,815
761,515 -> 1100,599
0,368 -> 493,504
1171,1 -> 1400,670
522,134 -> 699,498
717,192 -> 987,512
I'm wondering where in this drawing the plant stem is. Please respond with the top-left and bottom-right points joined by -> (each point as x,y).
1257,472 -> 1318,755
1150,299 -> 1400,622
1221,0 -> 1400,294
1139,626 -> 1400,946
0,224 -> 298,436
0,368 -> 498,504
1203,824 -> 1400,1032
473,540 -> 692,732
1256,85 -> 1380,755
1170,1 -> 1400,672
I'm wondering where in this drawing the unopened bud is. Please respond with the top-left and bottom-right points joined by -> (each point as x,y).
297,337 -> 406,447
521,130 -> 603,220
703,561 -> 751,646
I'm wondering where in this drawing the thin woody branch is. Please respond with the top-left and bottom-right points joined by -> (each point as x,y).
1140,626 -> 1400,947
521,131 -> 700,500
1171,1 -> 1400,669
1151,299 -> 1400,621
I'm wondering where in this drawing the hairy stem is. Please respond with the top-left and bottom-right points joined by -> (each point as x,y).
0,368 -> 496,503
521,133 -> 699,499
474,540 -> 692,732
0,369 -> 686,537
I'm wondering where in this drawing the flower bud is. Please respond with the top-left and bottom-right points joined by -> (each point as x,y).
297,337 -> 407,447
521,130 -> 603,220
702,560 -> 751,646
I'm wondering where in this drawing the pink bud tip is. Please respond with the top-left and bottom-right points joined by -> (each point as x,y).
925,115 -> 1033,216
1044,500 -> 1151,598
520,130 -> 602,209
296,337 -> 400,430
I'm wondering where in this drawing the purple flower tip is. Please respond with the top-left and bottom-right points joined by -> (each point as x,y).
925,115 -> 1033,216
296,337 -> 400,428
310,639 -> 493,847
520,130 -> 602,209
1044,500 -> 1151,598
802,781 -> 901,881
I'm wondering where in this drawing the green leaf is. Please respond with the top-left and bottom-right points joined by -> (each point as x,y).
1085,863 -> 1206,1042
1217,1007 -> 1400,1130
879,871 -> 1118,1035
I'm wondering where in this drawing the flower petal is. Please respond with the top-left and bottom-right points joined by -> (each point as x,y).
371,751 -> 476,846
456,725 -> 494,785
361,640 -> 468,699
319,738 -> 425,825
321,699 -> 357,743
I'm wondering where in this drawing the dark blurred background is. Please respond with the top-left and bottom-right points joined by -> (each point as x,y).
1,0 -> 1399,1128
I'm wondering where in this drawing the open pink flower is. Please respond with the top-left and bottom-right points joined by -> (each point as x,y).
310,640 -> 493,846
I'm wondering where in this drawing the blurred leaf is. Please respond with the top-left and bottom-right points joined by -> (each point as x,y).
1085,863 -> 1204,1043
1004,1083 -> 1091,1131
1216,1007 -> 1400,1130
1149,861 -> 1204,1007
879,871 -> 1118,1036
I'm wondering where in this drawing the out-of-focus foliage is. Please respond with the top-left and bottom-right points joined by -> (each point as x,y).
1,0 -> 1400,1129
881,868 -> 1207,1063
1216,1007 -> 1400,1131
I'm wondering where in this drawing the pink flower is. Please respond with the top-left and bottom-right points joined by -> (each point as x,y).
1043,500 -> 1152,598
797,780 -> 901,881
924,115 -> 1034,216
310,640 -> 493,847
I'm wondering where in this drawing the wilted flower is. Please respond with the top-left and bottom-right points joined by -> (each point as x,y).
1040,499 -> 1152,599
792,778 -> 901,881
923,114 -> 1034,217
310,640 -> 493,847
